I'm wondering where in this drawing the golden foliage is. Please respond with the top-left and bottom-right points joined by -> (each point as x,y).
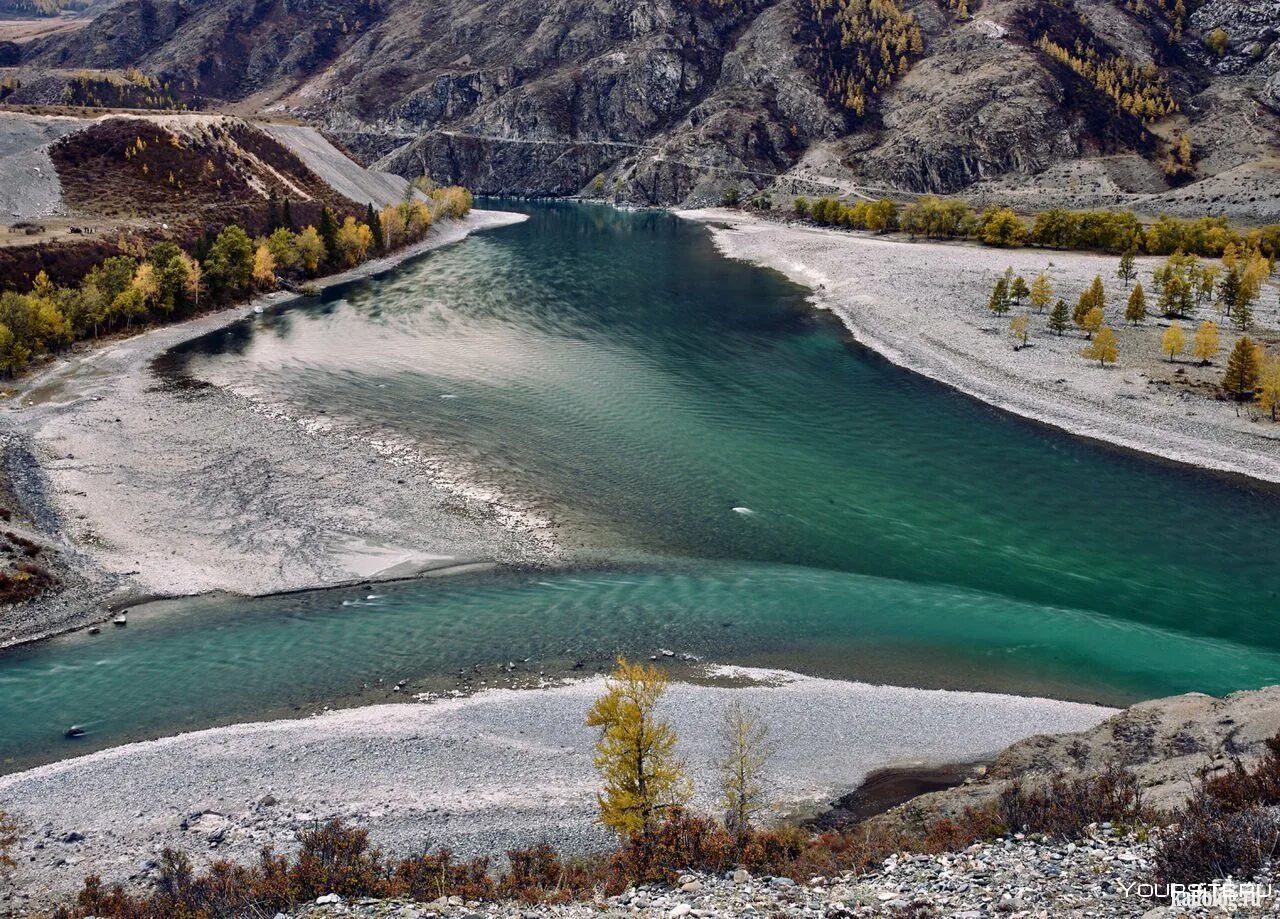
796,0 -> 922,117
1082,326 -> 1118,366
1036,35 -> 1176,123
586,657 -> 688,837
1162,321 -> 1186,361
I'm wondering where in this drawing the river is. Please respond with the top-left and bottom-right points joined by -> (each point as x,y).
2,201 -> 1278,772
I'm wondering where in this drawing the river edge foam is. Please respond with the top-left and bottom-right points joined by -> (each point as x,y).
676,208 -> 1280,487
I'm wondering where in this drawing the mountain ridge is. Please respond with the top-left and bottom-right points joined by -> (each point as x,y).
3,0 -> 1279,214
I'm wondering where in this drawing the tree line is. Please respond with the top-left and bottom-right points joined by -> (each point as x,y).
794,194 -> 1280,260
0,185 -> 474,376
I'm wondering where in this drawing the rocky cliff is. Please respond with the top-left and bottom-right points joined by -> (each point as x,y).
7,0 -> 1280,213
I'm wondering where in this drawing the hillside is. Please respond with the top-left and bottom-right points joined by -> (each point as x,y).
4,0 -> 1278,213
0,111 -> 411,289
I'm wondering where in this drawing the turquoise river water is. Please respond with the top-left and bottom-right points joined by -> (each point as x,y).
2,202 -> 1279,772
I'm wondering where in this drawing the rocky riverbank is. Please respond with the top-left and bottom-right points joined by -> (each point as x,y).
678,209 -> 1280,487
0,209 -> 547,648
0,666 -> 1113,912
284,823 -> 1269,919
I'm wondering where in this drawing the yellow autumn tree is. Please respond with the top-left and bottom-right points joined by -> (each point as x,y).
1010,314 -> 1029,349
1029,273 -> 1052,313
1081,306 -> 1105,338
1192,320 -> 1220,366
294,226 -> 326,276
1162,321 -> 1186,362
1257,353 -> 1280,421
336,216 -> 374,267
586,657 -> 688,837
253,243 -> 276,289
1082,326 -> 1118,367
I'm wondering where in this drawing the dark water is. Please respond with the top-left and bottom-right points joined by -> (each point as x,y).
3,202 -> 1279,771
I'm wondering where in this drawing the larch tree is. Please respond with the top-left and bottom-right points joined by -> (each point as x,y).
1081,306 -> 1105,339
1222,336 -> 1260,402
1124,283 -> 1147,325
1010,314 -> 1029,349
1048,298 -> 1071,336
586,657 -> 688,838
988,274 -> 1012,316
1192,320 -> 1220,366
1258,353 -> 1280,421
1162,322 -> 1186,362
1117,247 -> 1137,289
1074,275 -> 1105,330
1029,273 -> 1052,313
718,699 -> 772,846
1010,275 -> 1031,306
1082,326 -> 1118,367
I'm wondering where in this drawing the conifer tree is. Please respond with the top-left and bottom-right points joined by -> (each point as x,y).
718,700 -> 771,845
1029,273 -> 1052,313
988,275 -> 1012,315
1011,275 -> 1031,306
1222,336 -> 1260,401
1124,283 -> 1147,325
365,203 -> 385,252
1048,298 -> 1071,336
1082,326 -> 1118,366
1010,314 -> 1029,349
1162,321 -> 1186,362
1192,320 -> 1220,366
1117,247 -> 1137,289
318,207 -> 339,268
586,657 -> 688,837
1258,353 -> 1280,421
282,197 -> 295,232
1082,306 -> 1104,339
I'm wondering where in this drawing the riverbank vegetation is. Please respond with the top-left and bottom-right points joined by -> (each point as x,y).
792,195 -> 1280,261
978,242 -> 1276,410
32,659 -> 1280,917
0,186 -> 473,376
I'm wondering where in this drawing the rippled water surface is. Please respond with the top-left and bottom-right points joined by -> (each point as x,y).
3,202 -> 1280,770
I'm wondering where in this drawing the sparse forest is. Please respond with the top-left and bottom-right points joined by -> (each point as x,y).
794,0 -> 923,118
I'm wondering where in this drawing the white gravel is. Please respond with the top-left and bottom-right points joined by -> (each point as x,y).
678,209 -> 1280,485
1,210 -> 545,646
0,665 -> 1114,910
0,111 -> 84,221
263,123 -> 424,209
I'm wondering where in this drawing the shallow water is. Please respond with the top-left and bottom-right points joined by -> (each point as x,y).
3,202 -> 1280,771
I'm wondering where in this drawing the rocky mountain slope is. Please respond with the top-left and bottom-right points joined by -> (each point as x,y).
7,0 -> 1277,213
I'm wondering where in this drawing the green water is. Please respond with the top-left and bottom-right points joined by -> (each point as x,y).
2,202 -> 1279,771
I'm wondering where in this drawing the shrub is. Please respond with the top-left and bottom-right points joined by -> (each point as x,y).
1154,789 -> 1280,884
997,764 -> 1148,838
392,847 -> 494,902
1202,732 -> 1280,812
0,810 -> 17,871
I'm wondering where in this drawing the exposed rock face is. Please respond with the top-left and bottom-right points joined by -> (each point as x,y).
12,0 -> 1280,210
872,686 -> 1280,835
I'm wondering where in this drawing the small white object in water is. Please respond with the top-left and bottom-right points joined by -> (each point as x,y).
732,506 -> 755,515
440,393 -> 458,399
